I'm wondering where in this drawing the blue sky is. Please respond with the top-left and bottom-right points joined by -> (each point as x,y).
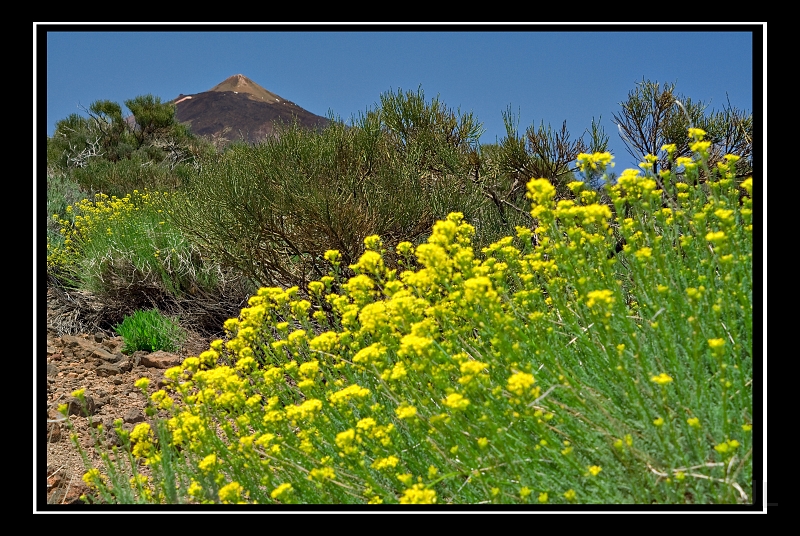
39,24 -> 762,170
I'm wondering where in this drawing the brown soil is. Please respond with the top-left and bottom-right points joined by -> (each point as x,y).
42,286 -> 220,506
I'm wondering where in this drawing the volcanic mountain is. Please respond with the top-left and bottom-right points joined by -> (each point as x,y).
172,74 -> 330,144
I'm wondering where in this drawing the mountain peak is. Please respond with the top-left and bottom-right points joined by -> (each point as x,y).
173,74 -> 330,144
208,74 -> 282,103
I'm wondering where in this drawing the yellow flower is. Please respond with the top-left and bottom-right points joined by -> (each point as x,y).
650,373 -> 673,385
323,250 -> 340,264
270,483 -> 294,501
520,486 -> 532,498
371,456 -> 400,471
587,465 -> 602,476
133,377 -> 150,391
187,480 -> 203,499
328,384 -> 371,406
708,338 -> 726,358
82,468 -> 103,488
218,481 -> 244,503
653,417 -> 665,427
527,178 -> 556,208
396,241 -> 414,256
507,371 -> 536,396
575,152 -> 614,174
586,289 -> 615,308
308,280 -> 325,295
687,127 -> 707,141
714,439 -> 740,454
427,465 -> 439,479
198,453 -> 217,473
308,467 -> 336,482
705,230 -> 726,245
335,428 -> 357,452
690,140 -> 712,154
538,492 -> 548,503
687,417 -> 701,429
285,399 -> 323,423
443,393 -> 470,411
395,404 -> 418,420
564,489 -> 576,501
396,473 -> 414,486
399,484 -> 437,504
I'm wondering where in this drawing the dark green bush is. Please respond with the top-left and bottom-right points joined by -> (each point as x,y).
166,88 -> 510,292
70,154 -> 190,198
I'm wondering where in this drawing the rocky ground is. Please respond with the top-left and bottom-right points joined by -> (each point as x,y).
43,288 -> 218,506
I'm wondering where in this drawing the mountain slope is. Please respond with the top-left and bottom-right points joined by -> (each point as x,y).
173,74 -> 330,144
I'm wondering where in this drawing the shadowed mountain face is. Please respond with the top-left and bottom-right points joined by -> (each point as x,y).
173,74 -> 330,144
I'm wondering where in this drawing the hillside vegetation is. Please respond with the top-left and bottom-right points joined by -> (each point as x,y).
45,79 -> 755,505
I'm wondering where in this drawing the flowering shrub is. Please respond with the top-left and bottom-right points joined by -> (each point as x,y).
47,189 -> 233,299
68,129 -> 753,505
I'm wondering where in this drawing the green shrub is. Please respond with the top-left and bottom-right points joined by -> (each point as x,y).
67,132 -> 753,504
114,308 -> 186,354
46,172 -> 88,281
70,154 -> 188,199
166,88 -> 532,292
51,189 -> 219,296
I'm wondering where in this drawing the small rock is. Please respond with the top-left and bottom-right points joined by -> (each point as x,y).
95,363 -> 122,377
123,409 -> 145,424
131,351 -> 148,366
102,338 -> 125,353
67,394 -> 97,416
48,423 -> 62,443
47,472 -> 63,490
62,479 -> 90,504
92,347 -> 120,363
140,351 -> 182,369
61,334 -> 97,359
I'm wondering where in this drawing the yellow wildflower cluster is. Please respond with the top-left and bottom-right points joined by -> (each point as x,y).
115,130 -> 752,505
575,152 -> 615,174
